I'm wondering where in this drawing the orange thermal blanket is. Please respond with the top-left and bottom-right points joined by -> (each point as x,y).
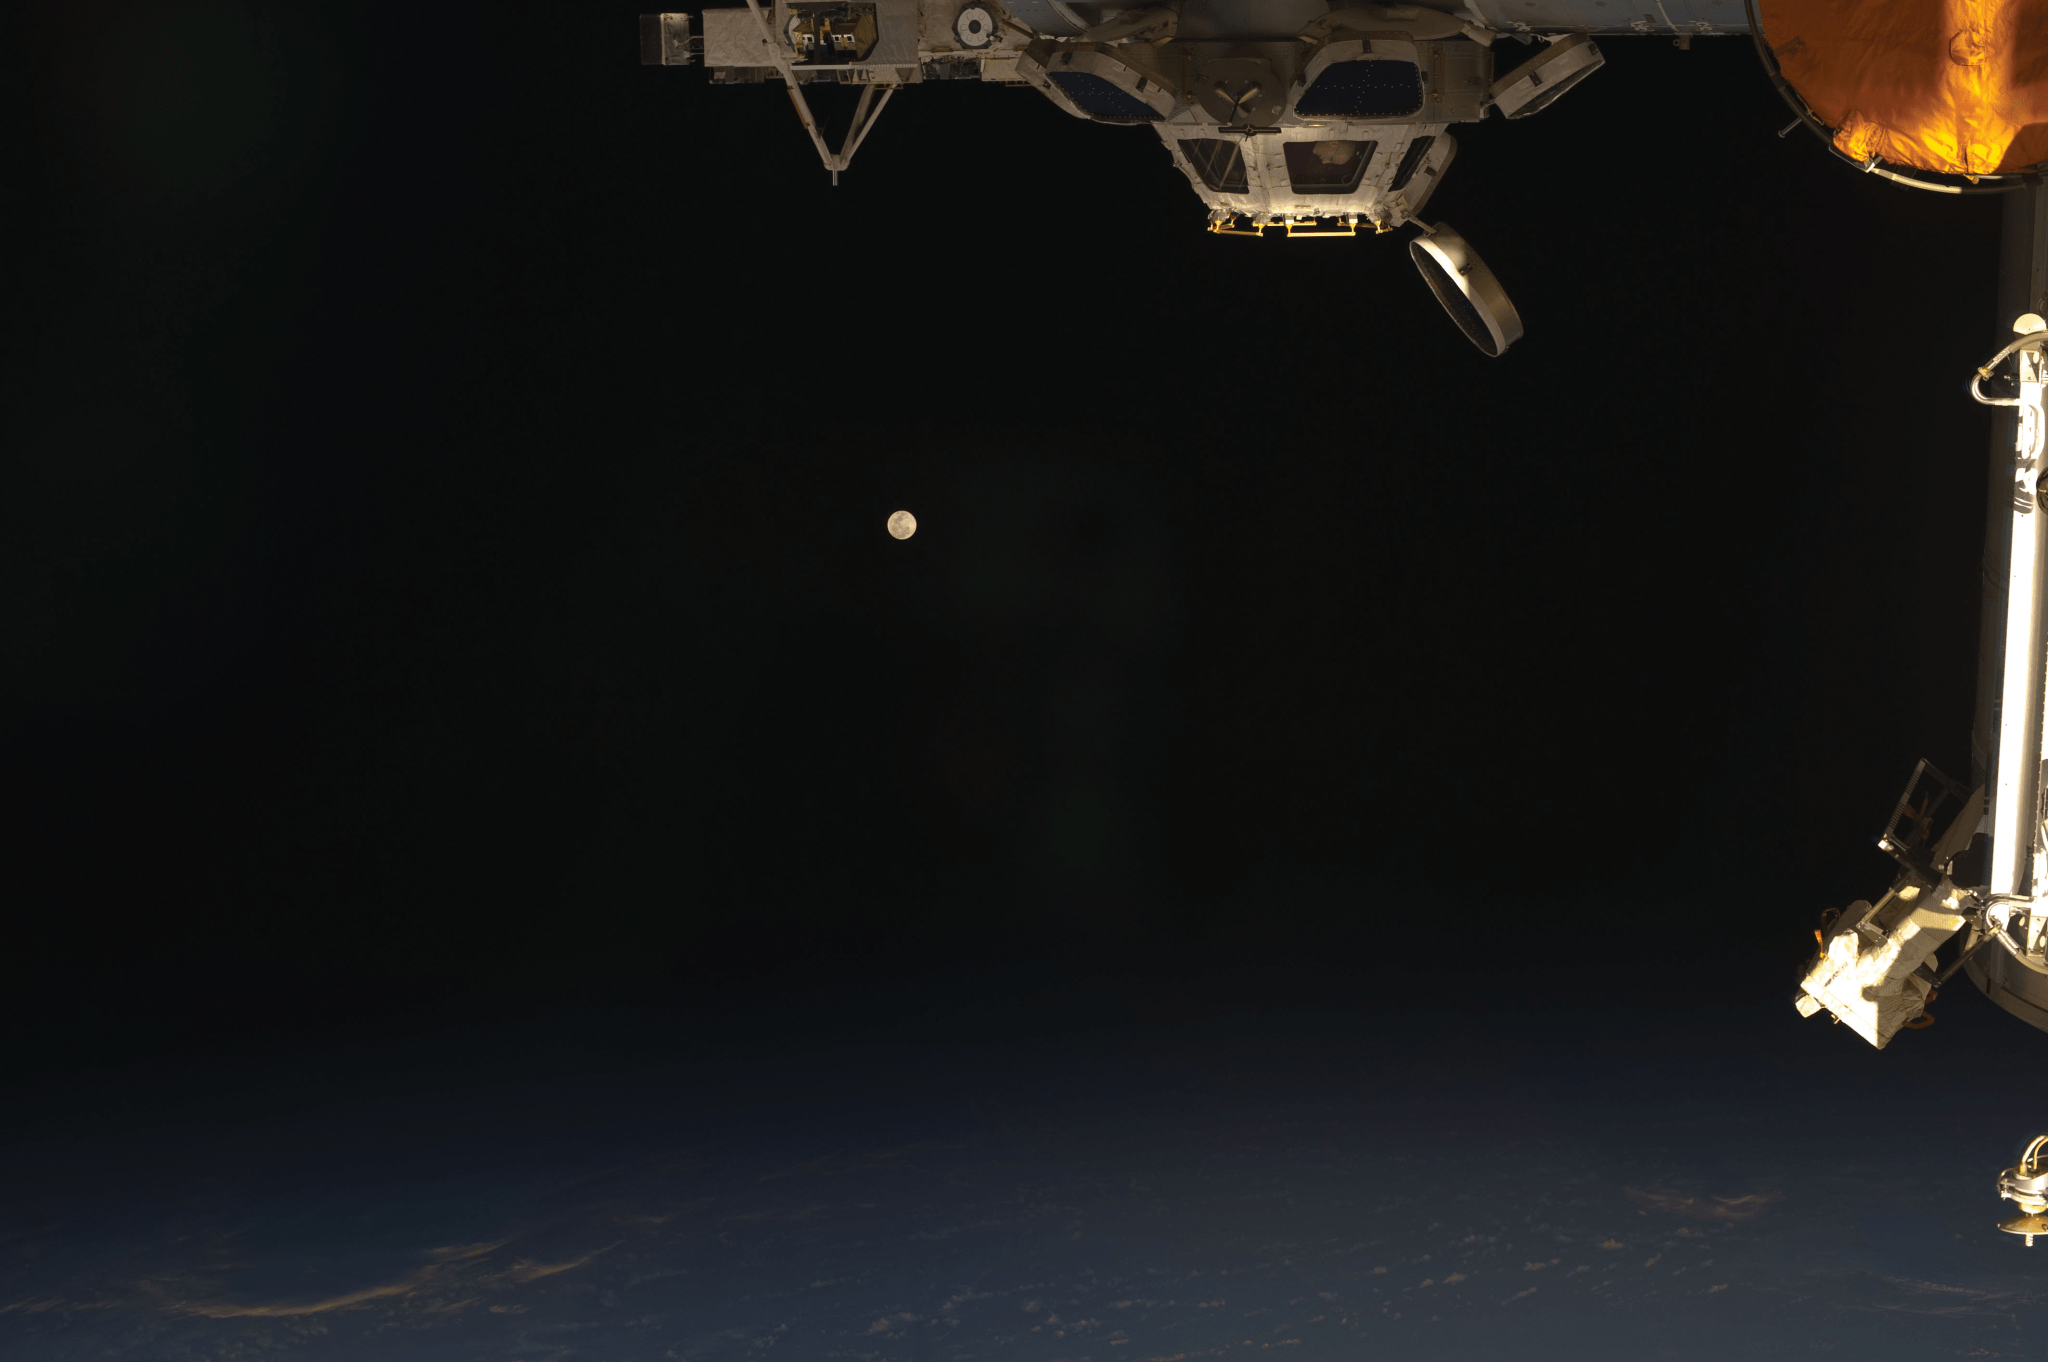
1759,0 -> 2048,176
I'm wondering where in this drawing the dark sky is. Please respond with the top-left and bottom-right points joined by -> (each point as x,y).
3,4 -> 2007,1068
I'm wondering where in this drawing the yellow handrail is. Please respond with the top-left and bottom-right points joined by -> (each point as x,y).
1208,214 -> 1366,238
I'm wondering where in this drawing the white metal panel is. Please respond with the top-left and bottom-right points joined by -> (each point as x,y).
702,8 -> 776,66
1458,0 -> 1746,32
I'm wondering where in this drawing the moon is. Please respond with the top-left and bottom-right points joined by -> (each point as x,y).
887,510 -> 917,540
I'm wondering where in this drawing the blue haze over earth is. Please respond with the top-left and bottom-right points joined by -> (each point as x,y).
5,968 -> 2047,1360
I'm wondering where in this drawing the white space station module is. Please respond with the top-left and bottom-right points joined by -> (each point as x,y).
642,0 -> 1745,355
643,0 -> 2042,354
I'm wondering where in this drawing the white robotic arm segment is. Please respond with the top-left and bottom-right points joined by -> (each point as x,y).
1800,325 -> 2048,1050
1982,332 -> 2048,967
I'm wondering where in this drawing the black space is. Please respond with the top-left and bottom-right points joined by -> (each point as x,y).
3,6 -> 2007,1071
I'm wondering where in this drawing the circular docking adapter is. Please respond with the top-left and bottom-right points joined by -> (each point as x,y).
954,4 -> 996,48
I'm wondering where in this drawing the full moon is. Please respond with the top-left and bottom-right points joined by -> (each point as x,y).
887,510 -> 917,540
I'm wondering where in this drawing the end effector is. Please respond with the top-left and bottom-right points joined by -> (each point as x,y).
2000,1136 -> 2048,1245
1794,763 -> 1985,1048
1794,879 -> 1970,1046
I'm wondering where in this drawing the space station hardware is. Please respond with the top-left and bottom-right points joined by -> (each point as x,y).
1409,223 -> 1520,356
1791,760 -> 1984,1048
1784,311 -> 2048,1054
641,1 -> 1742,353
1762,0 -> 2048,1067
1793,317 -> 2048,1049
640,11 -> 702,65
1999,1136 -> 2048,1244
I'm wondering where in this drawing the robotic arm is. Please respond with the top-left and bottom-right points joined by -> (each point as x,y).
1795,321 -> 2048,1048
